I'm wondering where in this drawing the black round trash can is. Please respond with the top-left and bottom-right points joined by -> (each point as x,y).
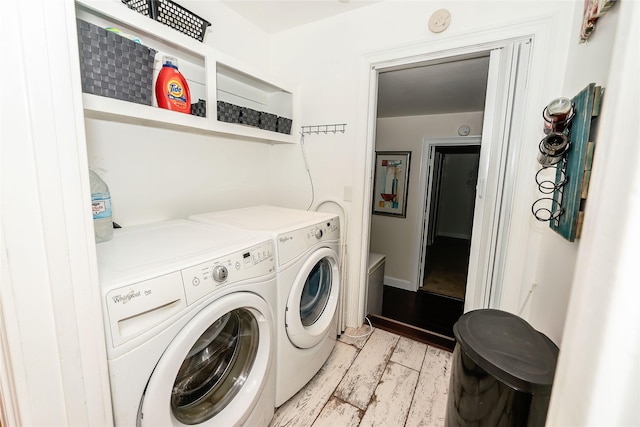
445,309 -> 559,427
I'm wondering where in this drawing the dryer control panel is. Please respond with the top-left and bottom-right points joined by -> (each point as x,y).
277,217 -> 340,266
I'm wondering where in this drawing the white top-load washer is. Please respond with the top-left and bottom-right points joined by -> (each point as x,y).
96,220 -> 277,426
189,206 -> 341,406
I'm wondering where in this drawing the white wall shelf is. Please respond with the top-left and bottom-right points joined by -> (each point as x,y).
75,0 -> 295,144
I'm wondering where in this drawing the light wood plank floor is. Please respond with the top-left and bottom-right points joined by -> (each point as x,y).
270,325 -> 453,427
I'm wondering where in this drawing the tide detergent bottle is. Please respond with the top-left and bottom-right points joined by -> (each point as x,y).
156,56 -> 191,114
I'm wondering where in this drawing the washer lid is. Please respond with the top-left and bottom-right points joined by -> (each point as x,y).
96,220 -> 269,287
453,309 -> 559,395
190,205 -> 336,233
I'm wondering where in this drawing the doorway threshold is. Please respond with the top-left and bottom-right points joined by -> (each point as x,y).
379,285 -> 464,339
368,314 -> 455,352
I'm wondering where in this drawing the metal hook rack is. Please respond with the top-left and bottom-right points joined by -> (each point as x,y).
300,123 -> 347,135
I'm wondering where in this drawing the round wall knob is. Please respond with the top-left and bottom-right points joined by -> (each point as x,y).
429,9 -> 451,33
212,265 -> 228,282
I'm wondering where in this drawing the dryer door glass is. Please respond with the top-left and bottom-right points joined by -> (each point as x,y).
300,258 -> 332,327
171,308 -> 259,425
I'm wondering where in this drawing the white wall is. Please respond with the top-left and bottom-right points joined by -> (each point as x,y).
546,1 -> 639,424
370,112 -> 483,289
526,0 -> 621,344
85,120 -> 275,225
3,0 -> 113,423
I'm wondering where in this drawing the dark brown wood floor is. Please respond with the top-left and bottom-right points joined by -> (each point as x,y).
382,286 -> 464,335
368,287 -> 463,351
368,237 -> 469,351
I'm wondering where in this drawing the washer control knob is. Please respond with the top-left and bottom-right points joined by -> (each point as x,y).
315,228 -> 323,239
212,265 -> 228,282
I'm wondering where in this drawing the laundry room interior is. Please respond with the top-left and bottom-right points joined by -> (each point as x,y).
3,0 -> 638,426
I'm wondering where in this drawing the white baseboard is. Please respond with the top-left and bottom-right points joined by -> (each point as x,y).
384,276 -> 415,292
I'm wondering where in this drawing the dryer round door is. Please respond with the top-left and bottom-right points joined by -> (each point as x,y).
139,292 -> 274,426
285,247 -> 340,349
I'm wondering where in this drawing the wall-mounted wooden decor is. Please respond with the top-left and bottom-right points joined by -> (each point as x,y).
550,83 -> 602,241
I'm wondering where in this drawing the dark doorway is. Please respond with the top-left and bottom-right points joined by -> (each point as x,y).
421,145 -> 480,300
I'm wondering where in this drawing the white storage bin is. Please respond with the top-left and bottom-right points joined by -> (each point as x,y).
366,252 -> 386,316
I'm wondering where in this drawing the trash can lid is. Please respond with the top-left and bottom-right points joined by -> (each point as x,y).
453,309 -> 559,394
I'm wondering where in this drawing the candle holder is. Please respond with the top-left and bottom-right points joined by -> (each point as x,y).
542,97 -> 575,134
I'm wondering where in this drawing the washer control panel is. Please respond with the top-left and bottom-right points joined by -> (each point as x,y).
211,265 -> 228,282
278,217 -> 340,266
181,240 -> 275,305
103,240 -> 275,349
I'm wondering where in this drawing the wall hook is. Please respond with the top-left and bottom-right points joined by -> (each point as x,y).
301,123 -> 347,136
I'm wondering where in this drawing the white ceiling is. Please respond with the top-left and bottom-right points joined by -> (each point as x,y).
377,56 -> 490,117
220,1 -> 489,117
220,0 -> 380,34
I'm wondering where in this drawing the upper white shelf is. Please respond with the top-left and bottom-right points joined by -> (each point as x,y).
75,0 -> 295,144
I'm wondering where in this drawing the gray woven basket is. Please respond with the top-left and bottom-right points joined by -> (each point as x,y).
259,112 -> 277,131
77,19 -> 156,105
191,99 -> 207,117
217,101 -> 240,123
277,117 -> 293,134
121,0 -> 211,43
239,107 -> 260,127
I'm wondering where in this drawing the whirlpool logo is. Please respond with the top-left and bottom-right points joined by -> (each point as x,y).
279,236 -> 293,244
112,290 -> 141,304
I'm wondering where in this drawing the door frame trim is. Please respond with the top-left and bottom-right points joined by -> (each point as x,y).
354,31 -> 543,325
348,12 -> 571,327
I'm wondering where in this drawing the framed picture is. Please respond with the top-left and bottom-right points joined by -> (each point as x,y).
372,151 -> 411,217
580,0 -> 617,42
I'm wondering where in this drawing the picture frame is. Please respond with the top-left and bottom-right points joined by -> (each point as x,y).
372,151 -> 411,217
580,0 -> 617,43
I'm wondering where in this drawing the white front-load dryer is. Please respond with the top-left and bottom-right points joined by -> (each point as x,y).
189,206 -> 341,406
96,220 -> 277,426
